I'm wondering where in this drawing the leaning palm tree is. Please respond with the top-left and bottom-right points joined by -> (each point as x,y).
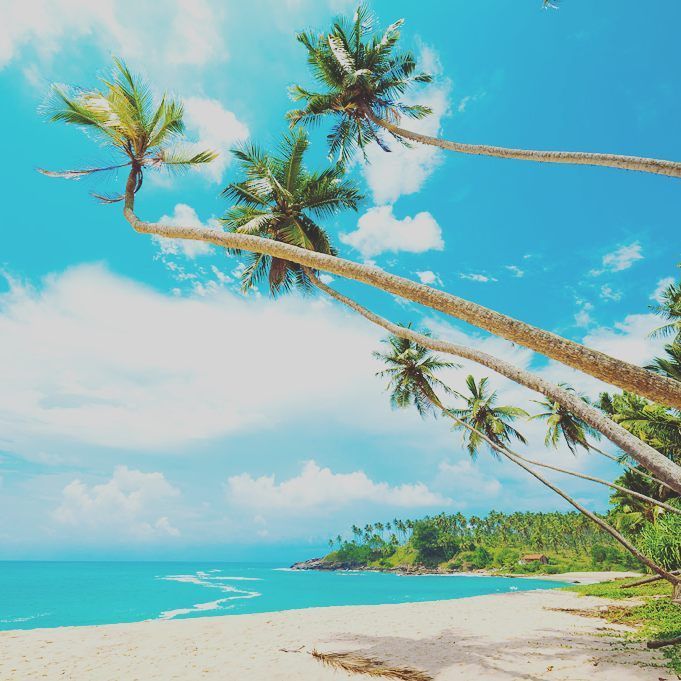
533,383 -> 670,489
39,58 -> 216,200
373,332 -> 681,592
373,329 -> 459,416
449,375 -> 528,459
289,4 -> 681,177
221,129 -> 362,294
531,384 -> 602,454
41,60 -> 681,493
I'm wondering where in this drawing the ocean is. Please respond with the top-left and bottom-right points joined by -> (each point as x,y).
0,561 -> 563,631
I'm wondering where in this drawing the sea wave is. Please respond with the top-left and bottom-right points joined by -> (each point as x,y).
0,612 -> 50,624
157,570 -> 261,620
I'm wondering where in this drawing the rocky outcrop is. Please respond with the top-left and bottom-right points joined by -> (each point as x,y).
290,557 -> 358,571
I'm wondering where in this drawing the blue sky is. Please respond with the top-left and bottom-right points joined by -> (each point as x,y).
0,0 -> 678,561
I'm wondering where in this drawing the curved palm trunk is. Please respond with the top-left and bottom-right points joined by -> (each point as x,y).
420,391 -> 680,585
121,169 -> 681,412
306,273 -> 681,495
370,114 -> 681,179
493,449 -> 681,516
589,444 -> 669,490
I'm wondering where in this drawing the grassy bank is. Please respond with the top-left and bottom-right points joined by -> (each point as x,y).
567,578 -> 681,675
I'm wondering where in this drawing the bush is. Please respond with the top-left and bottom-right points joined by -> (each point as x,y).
637,515 -> 681,570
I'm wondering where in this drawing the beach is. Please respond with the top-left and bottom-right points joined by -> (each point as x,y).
0,573 -> 668,681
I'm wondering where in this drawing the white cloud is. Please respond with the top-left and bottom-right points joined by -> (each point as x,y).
599,284 -> 622,302
341,205 -> 444,258
226,460 -> 450,511
591,242 -> 643,276
0,1 -> 226,76
415,270 -> 442,286
437,459 -> 501,499
153,204 -> 216,258
651,276 -> 675,303
362,47 -> 450,204
460,273 -> 496,283
582,313 -> 665,366
183,97 -> 249,183
574,300 -> 594,327
505,265 -> 524,278
53,466 -> 180,539
0,264 -> 422,454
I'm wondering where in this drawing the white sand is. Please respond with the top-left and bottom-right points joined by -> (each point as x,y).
0,578 -> 669,680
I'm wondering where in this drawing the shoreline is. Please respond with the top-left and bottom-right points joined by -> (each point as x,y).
0,583 -> 665,680
291,558 -> 642,585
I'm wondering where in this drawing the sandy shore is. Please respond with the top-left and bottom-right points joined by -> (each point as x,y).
0,576 -> 668,680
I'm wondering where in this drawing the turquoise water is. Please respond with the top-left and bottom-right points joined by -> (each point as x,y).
0,562 -> 563,631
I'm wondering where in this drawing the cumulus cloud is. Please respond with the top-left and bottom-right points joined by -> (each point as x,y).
53,466 -> 180,539
340,205 -> 444,258
437,459 -> 501,499
590,242 -> 643,276
415,270 -> 443,286
651,276 -> 675,303
582,313 -> 666,366
362,47 -> 450,204
0,264 -> 422,454
153,204 -> 216,258
226,460 -> 450,511
183,97 -> 249,183
0,0 -> 226,76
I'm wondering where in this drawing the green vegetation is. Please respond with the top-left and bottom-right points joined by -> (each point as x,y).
568,578 -> 681,675
324,511 -> 642,573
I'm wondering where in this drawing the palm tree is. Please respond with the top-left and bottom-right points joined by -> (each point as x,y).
645,343 -> 681,382
372,329 -> 459,416
449,375 -> 528,459
531,384 -> 602,454
534,383 -> 671,490
289,5 -> 681,178
373,331 -> 681,591
41,61 -> 681,492
221,129 -> 362,294
649,277 -> 681,340
39,58 -> 216,200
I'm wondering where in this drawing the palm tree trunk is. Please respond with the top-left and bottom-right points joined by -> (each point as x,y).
424,396 -> 680,586
495,450 -> 681,516
589,445 -> 669,490
305,273 -> 681,495
120,169 -> 681,412
369,114 -> 681,179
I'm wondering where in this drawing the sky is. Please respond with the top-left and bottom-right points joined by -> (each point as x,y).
0,0 -> 678,562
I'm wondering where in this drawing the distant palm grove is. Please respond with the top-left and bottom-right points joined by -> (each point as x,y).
324,510 -> 652,574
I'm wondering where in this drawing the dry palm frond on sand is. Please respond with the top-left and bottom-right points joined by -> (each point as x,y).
311,650 -> 433,680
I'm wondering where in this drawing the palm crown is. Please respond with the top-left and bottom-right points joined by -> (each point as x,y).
649,276 -> 681,340
531,383 -> 602,454
221,129 -> 362,294
373,330 -> 458,417
288,4 -> 432,163
450,376 -> 529,459
40,58 -> 216,201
